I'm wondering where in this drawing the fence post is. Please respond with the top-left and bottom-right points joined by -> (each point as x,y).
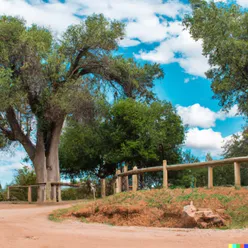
116,169 -> 121,193
28,186 -> 32,203
57,186 -> 62,202
163,160 -> 168,188
234,162 -> 241,187
7,186 -> 10,200
118,169 -> 122,193
208,166 -> 213,189
132,166 -> 138,192
101,178 -> 106,198
123,165 -> 129,191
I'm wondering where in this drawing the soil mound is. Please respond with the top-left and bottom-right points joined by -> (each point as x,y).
52,187 -> 248,229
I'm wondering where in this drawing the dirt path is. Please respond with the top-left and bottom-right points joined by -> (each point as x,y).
0,203 -> 248,248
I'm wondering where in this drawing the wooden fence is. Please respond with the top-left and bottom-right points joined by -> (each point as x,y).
7,182 -> 79,203
100,156 -> 248,197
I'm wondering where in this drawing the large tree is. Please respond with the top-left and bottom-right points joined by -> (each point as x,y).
0,15 -> 163,201
184,0 -> 248,115
59,99 -> 185,185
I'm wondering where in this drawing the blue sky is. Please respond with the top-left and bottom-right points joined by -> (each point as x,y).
0,0 -> 247,186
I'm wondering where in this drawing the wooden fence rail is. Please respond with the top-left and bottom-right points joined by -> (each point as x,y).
100,156 -> 248,197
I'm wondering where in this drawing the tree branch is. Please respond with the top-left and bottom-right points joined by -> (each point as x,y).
6,107 -> 36,160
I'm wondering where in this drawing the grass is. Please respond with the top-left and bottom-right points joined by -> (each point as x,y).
49,187 -> 248,229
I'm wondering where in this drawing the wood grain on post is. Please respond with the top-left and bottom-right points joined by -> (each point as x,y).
163,160 -> 168,188
234,162 -> 241,187
208,166 -> 213,189
123,165 -> 129,191
132,166 -> 138,192
101,178 -> 106,198
28,186 -> 32,203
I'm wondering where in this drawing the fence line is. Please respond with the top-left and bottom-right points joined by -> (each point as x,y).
102,156 -> 248,197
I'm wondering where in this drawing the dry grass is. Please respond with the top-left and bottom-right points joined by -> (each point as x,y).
50,187 -> 248,229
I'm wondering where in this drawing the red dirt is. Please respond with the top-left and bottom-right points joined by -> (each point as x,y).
0,202 -> 248,248
60,187 -> 248,228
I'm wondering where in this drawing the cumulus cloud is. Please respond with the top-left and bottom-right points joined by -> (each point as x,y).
0,0 -> 190,43
177,104 -> 240,128
135,26 -> 210,77
184,128 -> 237,156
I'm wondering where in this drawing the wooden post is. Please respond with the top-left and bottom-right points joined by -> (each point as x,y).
132,166 -> 138,192
234,162 -> 241,187
101,178 -> 106,198
163,160 -> 168,188
57,186 -> 62,202
7,186 -> 10,200
116,169 -> 121,193
123,165 -> 129,191
28,186 -> 32,203
208,166 -> 213,189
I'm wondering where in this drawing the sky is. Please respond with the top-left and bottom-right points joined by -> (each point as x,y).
0,0 -> 247,186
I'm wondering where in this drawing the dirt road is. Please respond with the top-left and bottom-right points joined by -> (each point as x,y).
0,203 -> 247,248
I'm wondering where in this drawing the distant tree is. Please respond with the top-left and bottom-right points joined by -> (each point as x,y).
221,130 -> 248,186
205,153 -> 213,161
0,15 -> 163,201
12,166 -> 36,185
184,0 -> 248,116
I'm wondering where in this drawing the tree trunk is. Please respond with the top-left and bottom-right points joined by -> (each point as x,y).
33,130 -> 48,202
46,118 -> 64,202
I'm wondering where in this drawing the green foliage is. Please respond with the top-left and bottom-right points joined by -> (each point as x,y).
12,166 -> 36,185
184,0 -> 248,115
106,99 -> 184,165
9,166 -> 37,201
0,13 -> 163,186
222,129 -> 248,186
60,99 -> 185,181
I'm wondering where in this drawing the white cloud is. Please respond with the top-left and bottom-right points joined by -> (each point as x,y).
119,38 -> 141,47
0,0 -> 190,44
184,127 -> 237,156
237,0 -> 248,7
0,149 -> 30,187
0,0 -> 79,33
135,27 -> 210,77
177,104 -> 240,128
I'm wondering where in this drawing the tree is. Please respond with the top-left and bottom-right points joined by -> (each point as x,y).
184,0 -> 248,115
12,166 -> 36,186
205,152 -> 213,162
221,129 -> 248,185
0,15 -> 163,201
59,99 -> 185,184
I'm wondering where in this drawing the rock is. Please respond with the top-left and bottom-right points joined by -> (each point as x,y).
182,202 -> 226,228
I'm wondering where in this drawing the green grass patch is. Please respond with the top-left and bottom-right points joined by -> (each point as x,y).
227,206 -> 248,229
210,194 -> 235,205
176,192 -> 207,202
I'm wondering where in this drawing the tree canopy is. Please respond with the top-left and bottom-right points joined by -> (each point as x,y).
59,99 -> 185,179
184,0 -> 248,115
0,14 -> 163,201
